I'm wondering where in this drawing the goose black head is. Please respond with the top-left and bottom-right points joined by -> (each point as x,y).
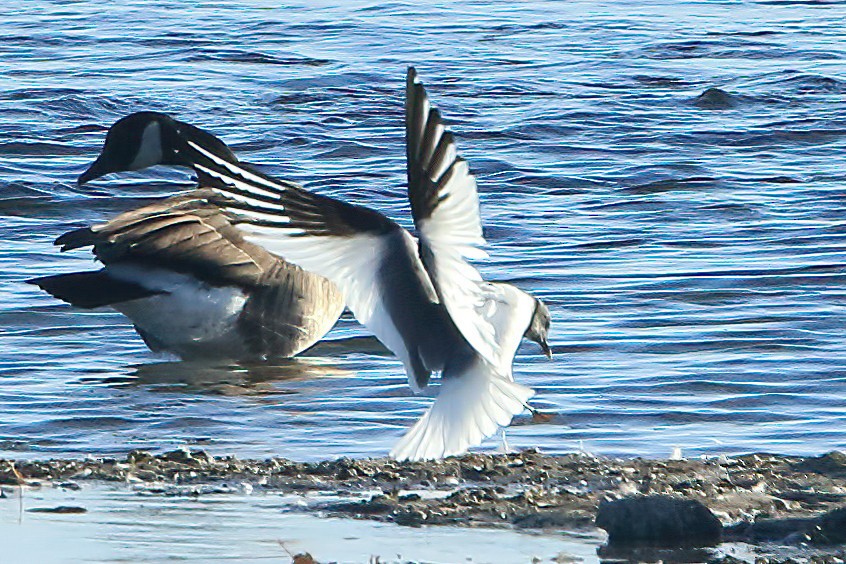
77,111 -> 236,185
525,297 -> 552,359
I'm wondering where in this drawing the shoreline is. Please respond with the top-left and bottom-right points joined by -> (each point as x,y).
3,449 -> 846,562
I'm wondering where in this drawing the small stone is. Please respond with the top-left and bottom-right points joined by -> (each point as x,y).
513,509 -> 593,529
394,509 -> 427,527
693,87 -> 737,109
57,481 -> 81,491
336,467 -> 357,480
127,450 -> 154,464
161,449 -> 196,465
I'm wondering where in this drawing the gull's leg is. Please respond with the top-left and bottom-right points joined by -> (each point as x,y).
498,430 -> 511,454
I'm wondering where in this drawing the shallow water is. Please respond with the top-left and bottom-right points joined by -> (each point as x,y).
1,0 -> 845,461
1,484 -> 601,563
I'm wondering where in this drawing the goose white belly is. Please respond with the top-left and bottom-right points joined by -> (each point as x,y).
107,264 -> 249,358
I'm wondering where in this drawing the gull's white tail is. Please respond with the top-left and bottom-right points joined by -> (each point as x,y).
390,361 -> 535,461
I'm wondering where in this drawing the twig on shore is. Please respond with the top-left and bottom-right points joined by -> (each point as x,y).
7,461 -> 26,524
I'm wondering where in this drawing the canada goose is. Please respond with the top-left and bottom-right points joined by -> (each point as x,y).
30,114 -> 344,360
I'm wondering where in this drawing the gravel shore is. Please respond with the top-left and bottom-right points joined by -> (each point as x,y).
3,449 -> 846,562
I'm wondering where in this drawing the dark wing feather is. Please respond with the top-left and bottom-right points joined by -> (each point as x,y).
404,67 -> 499,366
28,271 -> 162,309
405,67 -> 485,249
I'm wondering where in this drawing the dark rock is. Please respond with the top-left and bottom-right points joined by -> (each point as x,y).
336,467 -> 357,480
28,506 -> 87,514
512,509 -> 593,529
190,450 -> 213,465
794,451 -> 846,477
780,490 -> 846,504
127,450 -> 154,464
327,497 -> 394,516
724,506 -> 846,545
160,449 -> 195,464
817,506 -> 846,544
393,508 -> 427,527
724,516 -> 817,543
693,87 -> 737,109
596,495 -> 721,546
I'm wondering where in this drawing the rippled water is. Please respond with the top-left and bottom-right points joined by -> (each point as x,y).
1,0 -> 845,461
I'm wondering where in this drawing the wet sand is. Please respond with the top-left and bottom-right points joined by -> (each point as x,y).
3,449 -> 846,563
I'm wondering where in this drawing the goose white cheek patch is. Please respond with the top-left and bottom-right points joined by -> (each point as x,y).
130,120 -> 164,170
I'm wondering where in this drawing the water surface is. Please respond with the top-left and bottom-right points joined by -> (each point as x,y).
1,484 -> 599,563
1,0 -> 845,461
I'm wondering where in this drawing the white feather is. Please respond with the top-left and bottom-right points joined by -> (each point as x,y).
107,265 -> 247,351
196,163 -> 288,204
390,357 -> 535,461
408,78 -> 500,368
239,225 -> 431,392
187,140 -> 293,194
476,283 -> 537,377
130,121 -> 163,170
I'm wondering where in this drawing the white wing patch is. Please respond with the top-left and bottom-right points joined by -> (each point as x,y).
235,223 -> 427,392
181,130 -> 438,392
187,141 -> 294,196
390,356 -> 535,461
474,283 -> 536,377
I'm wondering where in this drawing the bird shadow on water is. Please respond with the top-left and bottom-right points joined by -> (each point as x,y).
73,357 -> 362,396
73,336 -> 390,397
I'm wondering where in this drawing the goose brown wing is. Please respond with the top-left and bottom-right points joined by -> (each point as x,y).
56,191 -> 267,288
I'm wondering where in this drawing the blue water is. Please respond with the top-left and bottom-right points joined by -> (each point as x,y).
1,0 -> 845,461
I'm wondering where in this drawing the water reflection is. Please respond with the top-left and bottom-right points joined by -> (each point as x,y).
77,343 -> 382,396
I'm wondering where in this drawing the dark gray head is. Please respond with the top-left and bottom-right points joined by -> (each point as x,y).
525,298 -> 552,359
77,111 -> 237,185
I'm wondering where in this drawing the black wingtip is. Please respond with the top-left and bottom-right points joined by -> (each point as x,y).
406,67 -> 419,100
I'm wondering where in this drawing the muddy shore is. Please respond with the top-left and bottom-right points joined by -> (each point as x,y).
3,449 -> 846,562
